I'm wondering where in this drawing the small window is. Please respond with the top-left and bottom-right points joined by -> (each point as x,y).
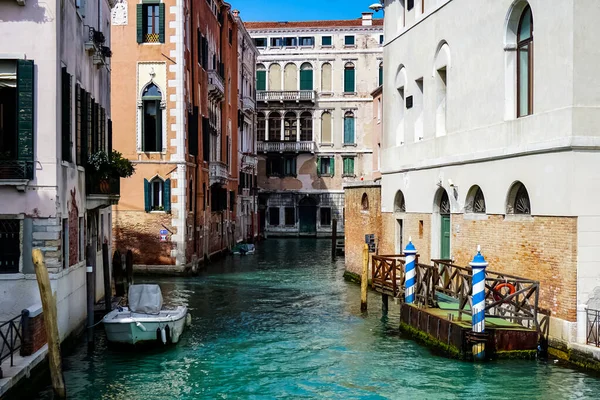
407,0 -> 414,11
379,34 -> 384,45
321,207 -> 332,226
344,35 -> 355,46
284,37 -> 297,46
139,4 -> 164,43
342,157 -> 355,177
269,207 -> 280,226
284,157 -> 296,177
0,220 -> 20,273
361,193 -> 369,210
299,37 -> 314,46
322,36 -> 332,46
270,37 -> 282,47
284,207 -> 295,226
144,177 -> 171,212
318,157 -> 334,176
267,156 -> 283,177
517,5 -> 533,117
254,38 -> 267,47
507,182 -> 531,215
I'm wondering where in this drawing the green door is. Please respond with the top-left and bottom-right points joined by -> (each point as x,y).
298,197 -> 317,235
441,215 -> 451,259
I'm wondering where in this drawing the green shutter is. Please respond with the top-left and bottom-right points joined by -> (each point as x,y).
256,70 -> 266,91
344,68 -> 355,93
17,59 -> 34,179
441,215 -> 451,259
163,178 -> 171,213
330,157 -> 335,177
144,179 -> 151,212
300,69 -> 313,90
317,157 -> 321,177
81,89 -> 88,165
343,117 -> 355,144
61,67 -> 72,162
292,157 -> 297,176
379,65 -> 383,86
159,3 -> 165,43
322,36 -> 331,46
136,4 -> 143,43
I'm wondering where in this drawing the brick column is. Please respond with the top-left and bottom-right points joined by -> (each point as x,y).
20,305 -> 47,356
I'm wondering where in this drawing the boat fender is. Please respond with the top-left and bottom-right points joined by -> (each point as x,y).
156,328 -> 162,343
135,321 -> 147,332
165,325 -> 171,344
171,329 -> 180,344
186,313 -> 192,327
161,327 -> 167,344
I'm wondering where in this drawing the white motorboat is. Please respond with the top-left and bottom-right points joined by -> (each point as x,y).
103,284 -> 189,345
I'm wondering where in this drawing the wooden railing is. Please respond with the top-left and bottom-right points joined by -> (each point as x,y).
371,255 -> 407,297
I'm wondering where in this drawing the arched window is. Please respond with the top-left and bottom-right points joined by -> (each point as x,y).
300,63 -> 313,90
344,62 -> 355,93
440,191 -> 450,215
394,66 -> 407,146
394,190 -> 406,212
256,64 -> 266,91
321,111 -> 332,144
268,64 -> 281,91
284,112 -> 297,141
361,193 -> 369,210
257,112 -> 266,141
284,63 -> 297,91
144,176 -> 171,212
321,63 -> 332,92
268,112 -> 281,141
343,111 -> 355,144
507,181 -> 531,214
465,185 -> 486,214
517,5 -> 533,117
142,83 -> 162,152
300,112 -> 312,141
378,62 -> 383,86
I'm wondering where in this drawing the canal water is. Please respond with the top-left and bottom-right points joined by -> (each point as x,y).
30,239 -> 600,399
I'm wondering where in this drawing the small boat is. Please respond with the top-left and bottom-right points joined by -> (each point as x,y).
231,243 -> 255,255
103,284 -> 189,345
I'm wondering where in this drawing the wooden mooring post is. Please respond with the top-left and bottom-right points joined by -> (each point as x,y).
126,250 -> 134,288
86,244 -> 95,349
361,243 -> 368,311
32,249 -> 66,399
382,294 -> 389,313
331,219 -> 337,261
102,243 -> 111,314
112,250 -> 124,297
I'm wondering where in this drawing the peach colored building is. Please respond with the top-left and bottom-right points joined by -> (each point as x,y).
111,0 -> 241,268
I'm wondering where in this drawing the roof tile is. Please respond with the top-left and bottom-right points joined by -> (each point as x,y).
245,18 -> 383,30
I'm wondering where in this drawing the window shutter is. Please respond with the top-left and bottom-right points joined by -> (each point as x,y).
330,157 -> 335,177
256,70 -> 266,91
81,89 -> 88,165
344,117 -> 351,144
317,157 -> 321,177
344,68 -> 355,93
159,3 -> 165,43
292,157 -> 297,176
163,178 -> 171,213
349,158 -> 354,175
144,179 -> 151,212
300,69 -> 313,90
61,67 -> 72,162
379,66 -> 383,86
136,4 -> 143,44
86,92 -> 92,158
17,59 -> 35,179
108,119 -> 113,152
350,118 -> 355,143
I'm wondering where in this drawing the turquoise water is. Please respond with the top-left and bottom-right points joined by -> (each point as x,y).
31,239 -> 600,399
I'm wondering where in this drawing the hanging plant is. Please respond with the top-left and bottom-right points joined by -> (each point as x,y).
88,151 -> 135,179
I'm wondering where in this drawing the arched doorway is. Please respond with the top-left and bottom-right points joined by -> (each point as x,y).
298,196 -> 317,235
439,191 -> 451,259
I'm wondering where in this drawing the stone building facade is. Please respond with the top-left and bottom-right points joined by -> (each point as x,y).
0,0 -> 115,340
372,0 -> 600,347
111,0 -> 242,266
246,14 -> 383,237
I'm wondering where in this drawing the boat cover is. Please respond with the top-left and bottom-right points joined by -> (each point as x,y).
128,284 -> 163,314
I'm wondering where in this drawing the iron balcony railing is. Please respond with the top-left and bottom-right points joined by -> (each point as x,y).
257,90 -> 316,102
242,96 -> 256,111
85,173 -> 121,197
587,308 -> 600,347
208,70 -> 225,97
257,141 -> 315,153
0,314 -> 23,370
0,160 -> 34,180
209,161 -> 228,185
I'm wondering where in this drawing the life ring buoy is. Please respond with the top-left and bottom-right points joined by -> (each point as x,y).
493,282 -> 516,302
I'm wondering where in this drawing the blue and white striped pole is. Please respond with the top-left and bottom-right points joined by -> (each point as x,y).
404,238 -> 417,304
470,245 -> 488,361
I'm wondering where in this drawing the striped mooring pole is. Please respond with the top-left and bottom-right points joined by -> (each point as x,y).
470,245 -> 489,361
404,238 -> 417,304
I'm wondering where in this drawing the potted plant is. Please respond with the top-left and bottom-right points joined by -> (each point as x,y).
88,150 -> 135,193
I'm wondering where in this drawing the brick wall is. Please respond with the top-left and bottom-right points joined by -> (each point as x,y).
21,313 -> 46,356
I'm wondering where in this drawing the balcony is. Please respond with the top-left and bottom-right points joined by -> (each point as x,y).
241,154 -> 258,170
257,141 -> 315,153
0,160 -> 34,190
208,70 -> 225,99
209,161 -> 228,185
257,90 -> 316,103
86,173 -> 120,209
242,96 -> 256,112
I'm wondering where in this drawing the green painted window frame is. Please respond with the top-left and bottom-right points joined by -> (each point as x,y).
256,70 -> 266,91
321,36 -> 332,46
343,114 -> 355,144
137,2 -> 165,44
342,157 -> 355,176
344,35 -> 355,46
344,65 -> 355,93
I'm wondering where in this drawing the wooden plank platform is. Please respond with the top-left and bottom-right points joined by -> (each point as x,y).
399,303 -> 538,360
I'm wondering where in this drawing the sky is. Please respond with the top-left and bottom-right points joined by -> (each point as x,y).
229,0 -> 383,22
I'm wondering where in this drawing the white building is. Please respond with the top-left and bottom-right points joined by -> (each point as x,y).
380,0 -> 600,349
0,0 -> 115,340
234,10 -> 259,243
246,13 -> 383,237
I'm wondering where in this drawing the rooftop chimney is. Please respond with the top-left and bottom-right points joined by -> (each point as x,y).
362,12 -> 373,26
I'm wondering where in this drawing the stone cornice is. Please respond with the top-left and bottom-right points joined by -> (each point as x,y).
249,26 -> 383,36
